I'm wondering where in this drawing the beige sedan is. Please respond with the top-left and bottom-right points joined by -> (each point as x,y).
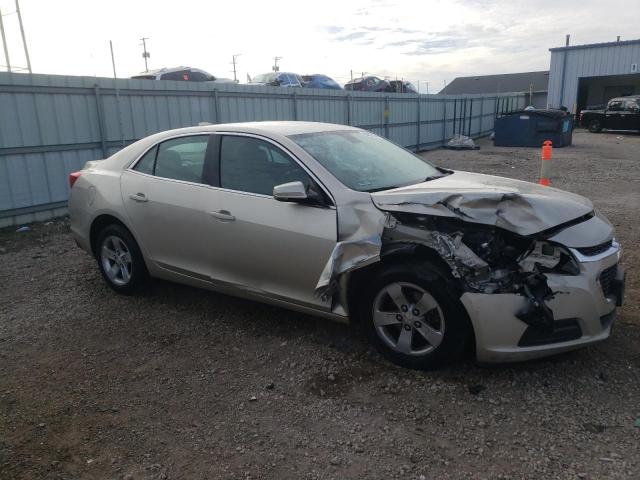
69,122 -> 625,369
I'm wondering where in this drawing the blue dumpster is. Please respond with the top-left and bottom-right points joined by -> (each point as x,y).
494,109 -> 573,147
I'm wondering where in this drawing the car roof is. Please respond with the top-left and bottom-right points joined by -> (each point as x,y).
157,121 -> 359,137
134,66 -> 209,76
611,95 -> 640,101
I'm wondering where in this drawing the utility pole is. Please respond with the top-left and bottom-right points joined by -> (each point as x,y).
109,40 -> 117,78
0,8 -> 10,72
272,56 -> 282,72
14,0 -> 30,72
231,53 -> 240,83
140,37 -> 150,72
350,69 -> 353,80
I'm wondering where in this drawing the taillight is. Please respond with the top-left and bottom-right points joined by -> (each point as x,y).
69,171 -> 82,188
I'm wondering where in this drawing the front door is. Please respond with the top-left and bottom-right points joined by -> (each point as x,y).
121,134 -> 214,280
604,100 -> 625,129
203,134 -> 337,309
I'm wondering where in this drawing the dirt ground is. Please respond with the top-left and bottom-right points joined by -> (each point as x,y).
1,130 -> 639,480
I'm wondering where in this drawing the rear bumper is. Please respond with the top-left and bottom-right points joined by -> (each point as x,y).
462,246 -> 623,363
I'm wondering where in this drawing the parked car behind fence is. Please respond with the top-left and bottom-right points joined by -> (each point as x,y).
388,80 -> 418,94
344,76 -> 393,92
302,74 -> 342,90
131,67 -> 234,83
248,72 -> 304,88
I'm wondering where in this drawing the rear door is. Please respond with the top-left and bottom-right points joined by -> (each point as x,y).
121,134 -> 215,280
202,133 -> 337,309
622,99 -> 640,130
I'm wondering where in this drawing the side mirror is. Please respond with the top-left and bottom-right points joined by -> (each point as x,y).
273,181 -> 308,202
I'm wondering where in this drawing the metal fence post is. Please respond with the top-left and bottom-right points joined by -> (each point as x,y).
292,91 -> 298,120
384,96 -> 390,138
93,84 -> 107,158
212,89 -> 221,123
346,94 -> 352,126
415,94 -> 421,152
467,98 -> 473,137
114,81 -> 125,147
478,96 -> 484,136
442,97 -> 447,145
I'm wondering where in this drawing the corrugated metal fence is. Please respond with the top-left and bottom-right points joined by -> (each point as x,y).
0,72 -> 526,227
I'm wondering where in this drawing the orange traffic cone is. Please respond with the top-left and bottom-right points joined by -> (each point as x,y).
540,140 -> 552,186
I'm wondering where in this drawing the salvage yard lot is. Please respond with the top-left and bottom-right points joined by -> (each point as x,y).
1,130 -> 639,480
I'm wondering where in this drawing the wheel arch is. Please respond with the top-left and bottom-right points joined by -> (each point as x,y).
89,213 -> 142,259
346,242 -> 468,315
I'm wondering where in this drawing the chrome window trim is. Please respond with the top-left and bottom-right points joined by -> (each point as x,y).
126,132 -> 213,172
124,130 -> 337,208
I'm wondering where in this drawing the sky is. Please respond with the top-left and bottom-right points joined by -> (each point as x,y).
0,0 -> 638,92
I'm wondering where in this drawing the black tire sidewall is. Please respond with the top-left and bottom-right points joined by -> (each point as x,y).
589,119 -> 601,133
95,224 -> 146,295
359,261 -> 471,370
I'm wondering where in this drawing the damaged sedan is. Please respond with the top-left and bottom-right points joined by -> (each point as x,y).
69,122 -> 626,369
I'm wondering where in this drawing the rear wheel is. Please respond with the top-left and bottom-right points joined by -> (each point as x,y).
96,224 -> 147,295
588,119 -> 602,133
359,261 -> 471,369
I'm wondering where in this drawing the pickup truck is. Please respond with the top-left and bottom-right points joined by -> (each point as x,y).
580,95 -> 640,132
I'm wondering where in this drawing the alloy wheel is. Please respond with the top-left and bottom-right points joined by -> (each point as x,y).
372,282 -> 445,356
100,235 -> 133,286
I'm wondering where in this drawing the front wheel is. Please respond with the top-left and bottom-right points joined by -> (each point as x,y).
359,262 -> 472,369
588,119 -> 602,133
96,224 -> 147,295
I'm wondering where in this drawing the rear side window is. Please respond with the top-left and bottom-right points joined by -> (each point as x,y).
220,135 -> 311,196
154,136 -> 209,183
133,146 -> 157,174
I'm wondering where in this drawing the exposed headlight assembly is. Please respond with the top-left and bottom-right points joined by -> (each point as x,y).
519,241 -> 580,275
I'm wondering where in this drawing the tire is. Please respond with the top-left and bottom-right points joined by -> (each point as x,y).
95,224 -> 147,295
358,261 -> 472,369
588,119 -> 602,133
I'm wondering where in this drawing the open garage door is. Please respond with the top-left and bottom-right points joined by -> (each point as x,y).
577,73 -> 640,113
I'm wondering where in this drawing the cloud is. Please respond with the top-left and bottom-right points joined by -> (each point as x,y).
334,31 -> 370,42
322,25 -> 345,34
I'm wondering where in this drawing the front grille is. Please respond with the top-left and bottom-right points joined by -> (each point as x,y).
518,319 -> 582,347
577,240 -> 612,256
599,264 -> 618,297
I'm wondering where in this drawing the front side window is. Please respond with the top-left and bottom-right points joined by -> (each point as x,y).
608,101 -> 624,111
289,130 -> 443,192
153,136 -> 209,183
220,136 -> 311,196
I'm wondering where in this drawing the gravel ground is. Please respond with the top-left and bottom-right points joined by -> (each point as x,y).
1,130 -> 639,480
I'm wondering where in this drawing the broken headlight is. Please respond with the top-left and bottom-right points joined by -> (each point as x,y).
518,241 -> 580,275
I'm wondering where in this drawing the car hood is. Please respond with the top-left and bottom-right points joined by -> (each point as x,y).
371,170 -> 594,236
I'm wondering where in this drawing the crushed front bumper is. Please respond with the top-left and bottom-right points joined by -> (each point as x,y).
461,244 -> 624,363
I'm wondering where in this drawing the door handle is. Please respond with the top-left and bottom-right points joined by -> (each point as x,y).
209,210 -> 235,222
129,193 -> 148,202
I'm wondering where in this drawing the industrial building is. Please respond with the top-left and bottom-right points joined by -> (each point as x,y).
439,71 -> 549,108
547,38 -> 640,112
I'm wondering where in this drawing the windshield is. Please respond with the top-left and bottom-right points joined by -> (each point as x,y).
252,73 -> 276,83
289,130 -> 444,192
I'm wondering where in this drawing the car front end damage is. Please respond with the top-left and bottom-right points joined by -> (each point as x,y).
316,171 -> 626,363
